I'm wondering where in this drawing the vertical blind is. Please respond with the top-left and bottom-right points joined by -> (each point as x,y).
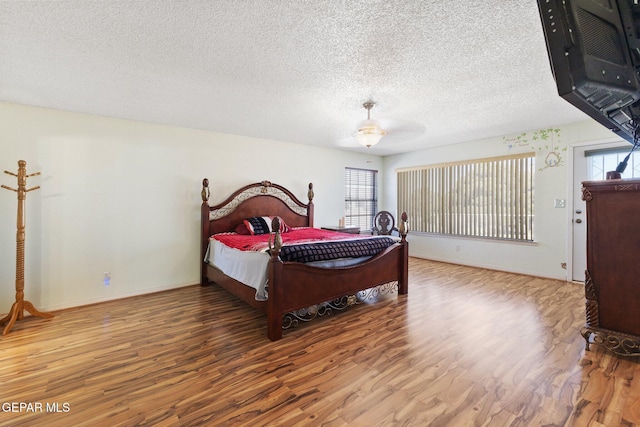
397,152 -> 535,241
344,167 -> 378,230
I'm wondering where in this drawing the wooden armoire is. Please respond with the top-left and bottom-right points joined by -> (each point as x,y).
581,178 -> 640,356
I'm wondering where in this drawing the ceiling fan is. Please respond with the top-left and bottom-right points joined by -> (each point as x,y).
356,101 -> 387,148
341,101 -> 425,149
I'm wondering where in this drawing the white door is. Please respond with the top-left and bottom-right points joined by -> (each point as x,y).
571,142 -> 630,282
572,146 -> 589,282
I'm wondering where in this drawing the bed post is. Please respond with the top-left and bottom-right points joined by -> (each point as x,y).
267,217 -> 284,340
398,211 -> 409,295
307,183 -> 314,227
200,178 -> 211,286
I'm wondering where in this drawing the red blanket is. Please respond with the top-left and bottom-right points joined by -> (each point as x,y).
212,227 -> 368,252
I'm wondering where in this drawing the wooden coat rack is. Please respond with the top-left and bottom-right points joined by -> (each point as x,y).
1,160 -> 53,335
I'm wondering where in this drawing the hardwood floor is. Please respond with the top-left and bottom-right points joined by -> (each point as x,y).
1,258 -> 639,426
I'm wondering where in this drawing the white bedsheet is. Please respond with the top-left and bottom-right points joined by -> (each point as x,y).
204,240 -> 271,301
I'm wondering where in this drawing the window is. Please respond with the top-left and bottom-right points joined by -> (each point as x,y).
344,167 -> 378,230
585,146 -> 640,179
397,153 -> 535,241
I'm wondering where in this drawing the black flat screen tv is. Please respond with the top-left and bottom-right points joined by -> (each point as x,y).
537,0 -> 640,143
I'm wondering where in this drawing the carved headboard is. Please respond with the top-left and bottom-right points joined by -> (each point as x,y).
200,179 -> 315,251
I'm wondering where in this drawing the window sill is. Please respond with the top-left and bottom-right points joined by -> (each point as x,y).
408,231 -> 539,246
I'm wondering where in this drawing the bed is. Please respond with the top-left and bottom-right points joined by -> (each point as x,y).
200,179 -> 409,340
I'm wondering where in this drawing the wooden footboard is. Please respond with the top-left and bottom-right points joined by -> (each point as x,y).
266,240 -> 408,340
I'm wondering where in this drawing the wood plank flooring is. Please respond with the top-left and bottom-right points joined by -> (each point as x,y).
1,258 -> 639,426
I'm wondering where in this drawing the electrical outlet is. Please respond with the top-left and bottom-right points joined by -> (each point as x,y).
554,199 -> 566,208
103,272 -> 110,286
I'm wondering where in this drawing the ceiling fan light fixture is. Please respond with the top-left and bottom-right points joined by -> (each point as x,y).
355,101 -> 386,148
356,121 -> 387,147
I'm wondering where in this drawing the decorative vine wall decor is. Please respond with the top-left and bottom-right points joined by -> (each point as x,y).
503,128 -> 566,171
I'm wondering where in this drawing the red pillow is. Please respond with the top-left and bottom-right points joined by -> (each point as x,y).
234,222 -> 251,235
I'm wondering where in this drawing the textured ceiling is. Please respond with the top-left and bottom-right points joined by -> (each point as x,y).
0,0 -> 590,155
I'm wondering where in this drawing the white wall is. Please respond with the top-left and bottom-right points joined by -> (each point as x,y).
0,102 -> 383,311
1,100 -> 624,314
381,120 -> 624,281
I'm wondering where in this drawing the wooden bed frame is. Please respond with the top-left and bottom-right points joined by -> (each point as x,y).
200,179 -> 409,340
